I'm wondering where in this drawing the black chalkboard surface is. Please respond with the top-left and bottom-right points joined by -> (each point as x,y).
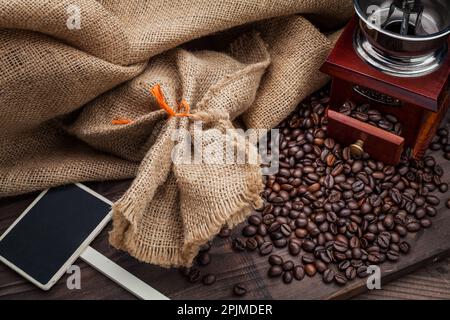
0,184 -> 111,288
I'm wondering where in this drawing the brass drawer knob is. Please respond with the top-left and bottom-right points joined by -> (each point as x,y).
350,139 -> 365,157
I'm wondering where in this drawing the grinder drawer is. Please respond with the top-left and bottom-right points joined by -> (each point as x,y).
327,110 -> 405,165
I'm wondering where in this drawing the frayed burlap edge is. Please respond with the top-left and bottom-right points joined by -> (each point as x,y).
110,171 -> 263,268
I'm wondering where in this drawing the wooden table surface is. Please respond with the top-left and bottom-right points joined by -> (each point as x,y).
1,131 -> 450,300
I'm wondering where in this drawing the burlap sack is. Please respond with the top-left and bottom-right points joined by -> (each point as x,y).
0,0 -> 353,267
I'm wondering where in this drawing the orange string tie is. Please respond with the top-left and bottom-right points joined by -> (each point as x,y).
111,84 -> 192,125
150,84 -> 193,118
112,119 -> 133,125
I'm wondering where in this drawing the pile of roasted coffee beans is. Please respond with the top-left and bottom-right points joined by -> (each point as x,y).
236,87 -> 448,288
430,127 -> 450,161
180,86 -> 449,297
338,101 -> 403,136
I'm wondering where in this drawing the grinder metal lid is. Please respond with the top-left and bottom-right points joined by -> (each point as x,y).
354,0 -> 450,40
353,0 -> 450,77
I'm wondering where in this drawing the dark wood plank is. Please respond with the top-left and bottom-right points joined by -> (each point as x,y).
357,256 -> 450,300
1,125 -> 450,300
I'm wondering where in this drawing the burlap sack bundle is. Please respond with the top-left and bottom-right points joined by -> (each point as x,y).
0,0 -> 353,267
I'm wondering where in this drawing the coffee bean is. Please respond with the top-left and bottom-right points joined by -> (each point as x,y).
242,225 -> 257,237
257,225 -> 268,236
368,252 -> 382,264
354,111 -> 369,122
352,161 -> 363,173
437,128 -> 449,137
259,242 -> 273,256
439,183 -> 448,193
283,271 -> 294,284
219,227 -> 231,238
268,265 -> 283,277
233,238 -> 246,251
248,215 -> 262,226
387,250 -> 399,261
197,252 -> 211,266
430,143 -> 441,150
288,242 -> 301,256
202,274 -> 216,285
333,240 -> 348,253
334,273 -> 348,286
268,255 -> 283,266
406,221 -> 421,232
385,114 -> 398,123
357,265 -> 368,278
293,265 -> 305,280
273,238 -> 287,248
377,232 -> 391,249
302,240 -> 316,252
305,264 -> 317,277
352,180 -> 365,192
282,261 -> 294,271
315,260 -> 327,274
368,109 -> 381,121
280,223 -> 291,237
302,253 -> 315,264
420,218 -> 432,228
446,199 -> 450,209
445,152 -> 450,160
338,260 -> 351,271
399,241 -> 410,254
199,242 -> 211,252
323,269 -> 335,284
324,175 -> 335,189
246,238 -> 258,251
426,195 -> 440,206
233,284 -> 247,297
345,266 -> 357,280
378,119 -> 393,131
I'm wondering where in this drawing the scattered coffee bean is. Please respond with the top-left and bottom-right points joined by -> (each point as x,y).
233,284 -> 247,297
197,252 -> 211,266
259,242 -> 273,256
269,255 -> 283,266
357,266 -> 368,278
323,269 -> 336,284
305,264 -> 317,277
242,225 -> 257,237
399,241 -> 411,254
293,265 -> 305,281
268,265 -> 283,277
246,238 -> 258,251
219,227 -> 231,238
334,273 -> 348,286
232,238 -> 246,252
202,274 -> 216,285
345,266 -> 357,280
283,271 -> 294,284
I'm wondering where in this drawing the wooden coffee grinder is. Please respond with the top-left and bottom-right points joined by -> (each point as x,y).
321,0 -> 450,165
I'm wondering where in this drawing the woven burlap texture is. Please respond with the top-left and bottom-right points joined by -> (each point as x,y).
0,0 -> 353,267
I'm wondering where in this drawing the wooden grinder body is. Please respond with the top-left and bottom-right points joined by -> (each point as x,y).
321,17 -> 450,165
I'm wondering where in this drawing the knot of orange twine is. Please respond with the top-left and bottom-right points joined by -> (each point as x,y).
112,84 -> 193,125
